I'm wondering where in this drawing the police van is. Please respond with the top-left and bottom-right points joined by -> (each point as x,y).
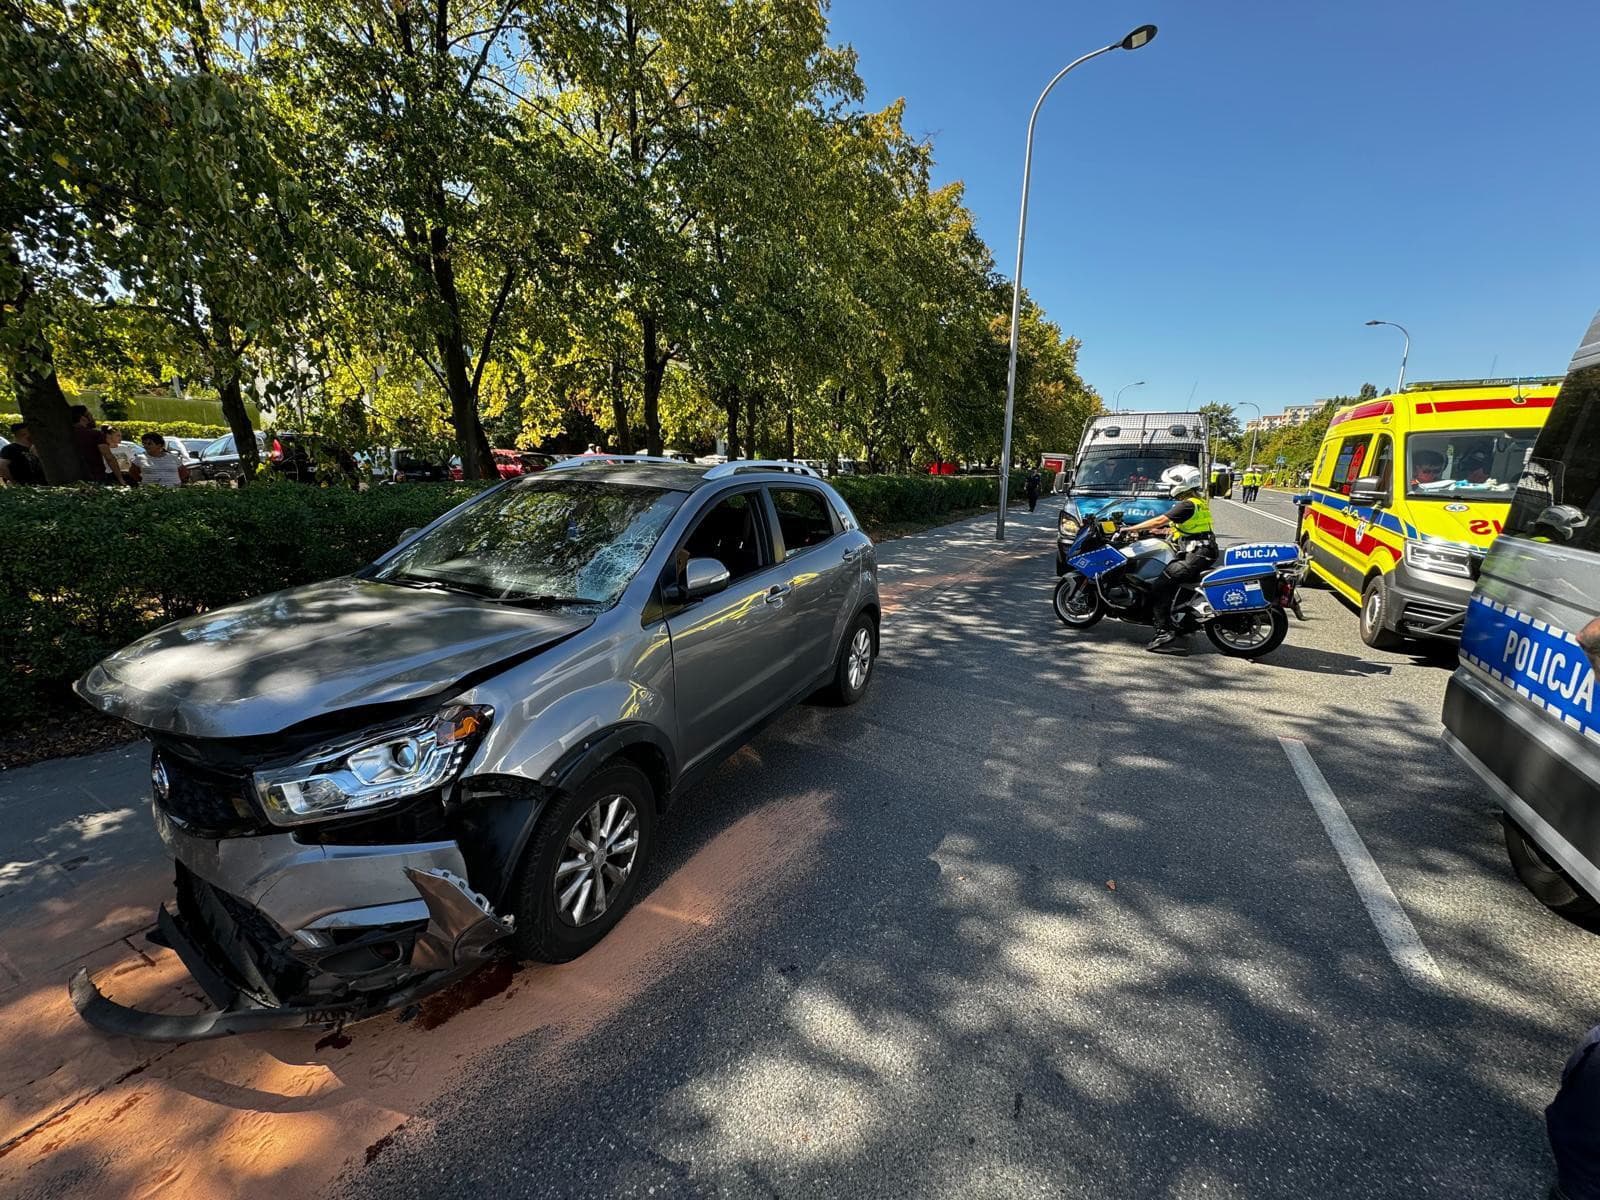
1443,308 -> 1600,920
1297,376 -> 1562,648
1054,412 -> 1210,573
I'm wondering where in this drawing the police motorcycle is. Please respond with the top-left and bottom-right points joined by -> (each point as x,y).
1052,509 -> 1306,659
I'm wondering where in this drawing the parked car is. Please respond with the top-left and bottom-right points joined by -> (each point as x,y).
70,458 -> 879,1039
392,448 -> 451,483
193,431 -> 270,483
180,438 -> 211,461
448,449 -> 546,481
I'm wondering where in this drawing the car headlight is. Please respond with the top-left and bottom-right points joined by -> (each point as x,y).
1404,542 -> 1474,579
1058,512 -> 1080,538
253,704 -> 492,825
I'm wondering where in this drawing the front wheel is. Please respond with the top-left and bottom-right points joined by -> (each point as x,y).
1053,572 -> 1104,628
508,763 -> 657,963
1360,574 -> 1405,651
1204,606 -> 1289,658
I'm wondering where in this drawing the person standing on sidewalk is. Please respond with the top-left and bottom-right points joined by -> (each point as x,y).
1025,468 -> 1042,513
0,422 -> 46,485
69,405 -> 124,484
129,432 -> 189,488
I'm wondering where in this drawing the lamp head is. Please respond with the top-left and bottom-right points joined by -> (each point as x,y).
1121,24 -> 1157,50
1365,320 -> 1383,326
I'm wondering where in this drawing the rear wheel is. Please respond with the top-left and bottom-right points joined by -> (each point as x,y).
1359,573 -> 1405,650
509,763 -> 656,963
1204,606 -> 1289,658
1503,815 -> 1600,926
1053,572 -> 1104,628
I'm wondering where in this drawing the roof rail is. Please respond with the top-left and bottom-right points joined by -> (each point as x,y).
1399,375 -> 1565,392
702,459 -> 820,480
544,454 -> 685,472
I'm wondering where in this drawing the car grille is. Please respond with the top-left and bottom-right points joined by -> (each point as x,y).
153,749 -> 266,837
1400,599 -> 1464,638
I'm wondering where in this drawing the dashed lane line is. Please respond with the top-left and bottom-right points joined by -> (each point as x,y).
1278,735 -> 1444,991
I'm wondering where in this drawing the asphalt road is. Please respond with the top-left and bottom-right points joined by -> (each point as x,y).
341,498 -> 1600,1200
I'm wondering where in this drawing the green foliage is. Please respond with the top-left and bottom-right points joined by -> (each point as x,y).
0,414 -> 229,440
0,482 -> 485,720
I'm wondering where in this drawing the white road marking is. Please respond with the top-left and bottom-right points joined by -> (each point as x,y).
1220,497 -> 1296,528
1278,736 -> 1444,991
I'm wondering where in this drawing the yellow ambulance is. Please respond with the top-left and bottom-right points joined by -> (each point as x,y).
1297,377 -> 1562,648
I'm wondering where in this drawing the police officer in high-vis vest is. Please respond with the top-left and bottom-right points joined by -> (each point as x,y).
1118,465 -> 1219,654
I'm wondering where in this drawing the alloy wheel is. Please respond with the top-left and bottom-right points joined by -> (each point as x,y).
847,626 -> 873,691
554,795 -> 640,927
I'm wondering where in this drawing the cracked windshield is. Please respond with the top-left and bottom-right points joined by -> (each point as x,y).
3,1 -> 1600,1198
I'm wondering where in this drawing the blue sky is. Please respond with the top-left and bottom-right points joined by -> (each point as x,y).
827,0 -> 1600,415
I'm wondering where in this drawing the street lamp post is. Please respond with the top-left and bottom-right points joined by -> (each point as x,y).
1365,319 -> 1411,393
1113,380 -> 1146,411
996,24 -> 1158,541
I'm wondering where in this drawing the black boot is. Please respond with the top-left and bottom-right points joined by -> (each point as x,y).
1146,630 -> 1188,655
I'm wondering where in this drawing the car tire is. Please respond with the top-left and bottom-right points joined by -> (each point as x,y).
1502,815 -> 1600,927
1359,573 -> 1405,650
1296,534 -> 1325,588
827,612 -> 877,705
507,763 -> 656,964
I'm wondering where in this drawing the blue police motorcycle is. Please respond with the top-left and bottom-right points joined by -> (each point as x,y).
1052,510 -> 1304,658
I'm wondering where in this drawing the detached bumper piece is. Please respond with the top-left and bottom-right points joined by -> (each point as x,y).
70,867 -> 514,1042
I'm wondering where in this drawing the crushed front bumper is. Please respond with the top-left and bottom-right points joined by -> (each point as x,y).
70,866 -> 514,1041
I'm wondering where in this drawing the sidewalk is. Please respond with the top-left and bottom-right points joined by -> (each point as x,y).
0,505 -> 1059,1198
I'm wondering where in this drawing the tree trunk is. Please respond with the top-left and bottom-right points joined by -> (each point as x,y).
641,313 -> 666,456
2,245 -> 80,483
218,369 -> 260,482
745,391 -> 759,460
609,359 -> 633,453
429,226 -> 494,480
723,382 -> 740,459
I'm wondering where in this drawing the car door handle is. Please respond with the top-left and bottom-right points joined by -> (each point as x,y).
765,584 -> 792,605
841,547 -> 860,562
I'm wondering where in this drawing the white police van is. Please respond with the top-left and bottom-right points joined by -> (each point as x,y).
1443,308 -> 1600,919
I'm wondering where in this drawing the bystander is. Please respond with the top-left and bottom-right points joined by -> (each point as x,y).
129,432 -> 189,488
0,422 -> 46,485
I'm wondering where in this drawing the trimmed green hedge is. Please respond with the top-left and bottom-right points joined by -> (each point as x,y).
0,470 -> 1049,723
0,482 -> 483,721
1,413 -> 232,440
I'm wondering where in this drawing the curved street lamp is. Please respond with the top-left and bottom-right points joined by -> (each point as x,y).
996,24 -> 1159,541
1365,319 -> 1411,393
1113,380 -> 1146,411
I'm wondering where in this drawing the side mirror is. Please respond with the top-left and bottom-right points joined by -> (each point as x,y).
1060,470 -> 1074,493
678,557 -> 731,603
1349,476 -> 1387,506
396,527 -> 421,546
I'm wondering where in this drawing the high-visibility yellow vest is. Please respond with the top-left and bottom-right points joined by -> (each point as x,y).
1172,494 -> 1213,537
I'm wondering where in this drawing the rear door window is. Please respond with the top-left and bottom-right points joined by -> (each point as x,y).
769,486 -> 838,554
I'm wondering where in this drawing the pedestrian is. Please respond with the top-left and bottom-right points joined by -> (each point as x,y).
69,405 -> 124,484
1025,467 -> 1042,513
105,427 -> 136,478
0,422 -> 46,485
1547,1023 -> 1600,1199
129,432 -> 189,488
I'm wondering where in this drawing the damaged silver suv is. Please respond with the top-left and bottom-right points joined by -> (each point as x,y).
70,459 -> 879,1039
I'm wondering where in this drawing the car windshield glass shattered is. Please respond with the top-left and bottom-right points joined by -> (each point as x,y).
1074,448 -> 1201,493
373,479 -> 683,607
1405,429 -> 1537,501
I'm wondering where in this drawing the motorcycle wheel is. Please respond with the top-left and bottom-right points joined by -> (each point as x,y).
1053,572 -> 1104,628
1204,606 -> 1289,658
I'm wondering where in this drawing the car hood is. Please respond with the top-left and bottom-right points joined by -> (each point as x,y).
75,577 -> 592,739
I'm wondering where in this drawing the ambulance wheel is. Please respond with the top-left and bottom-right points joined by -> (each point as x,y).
1502,815 -> 1600,927
1359,574 -> 1405,651
1297,534 -> 1325,587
